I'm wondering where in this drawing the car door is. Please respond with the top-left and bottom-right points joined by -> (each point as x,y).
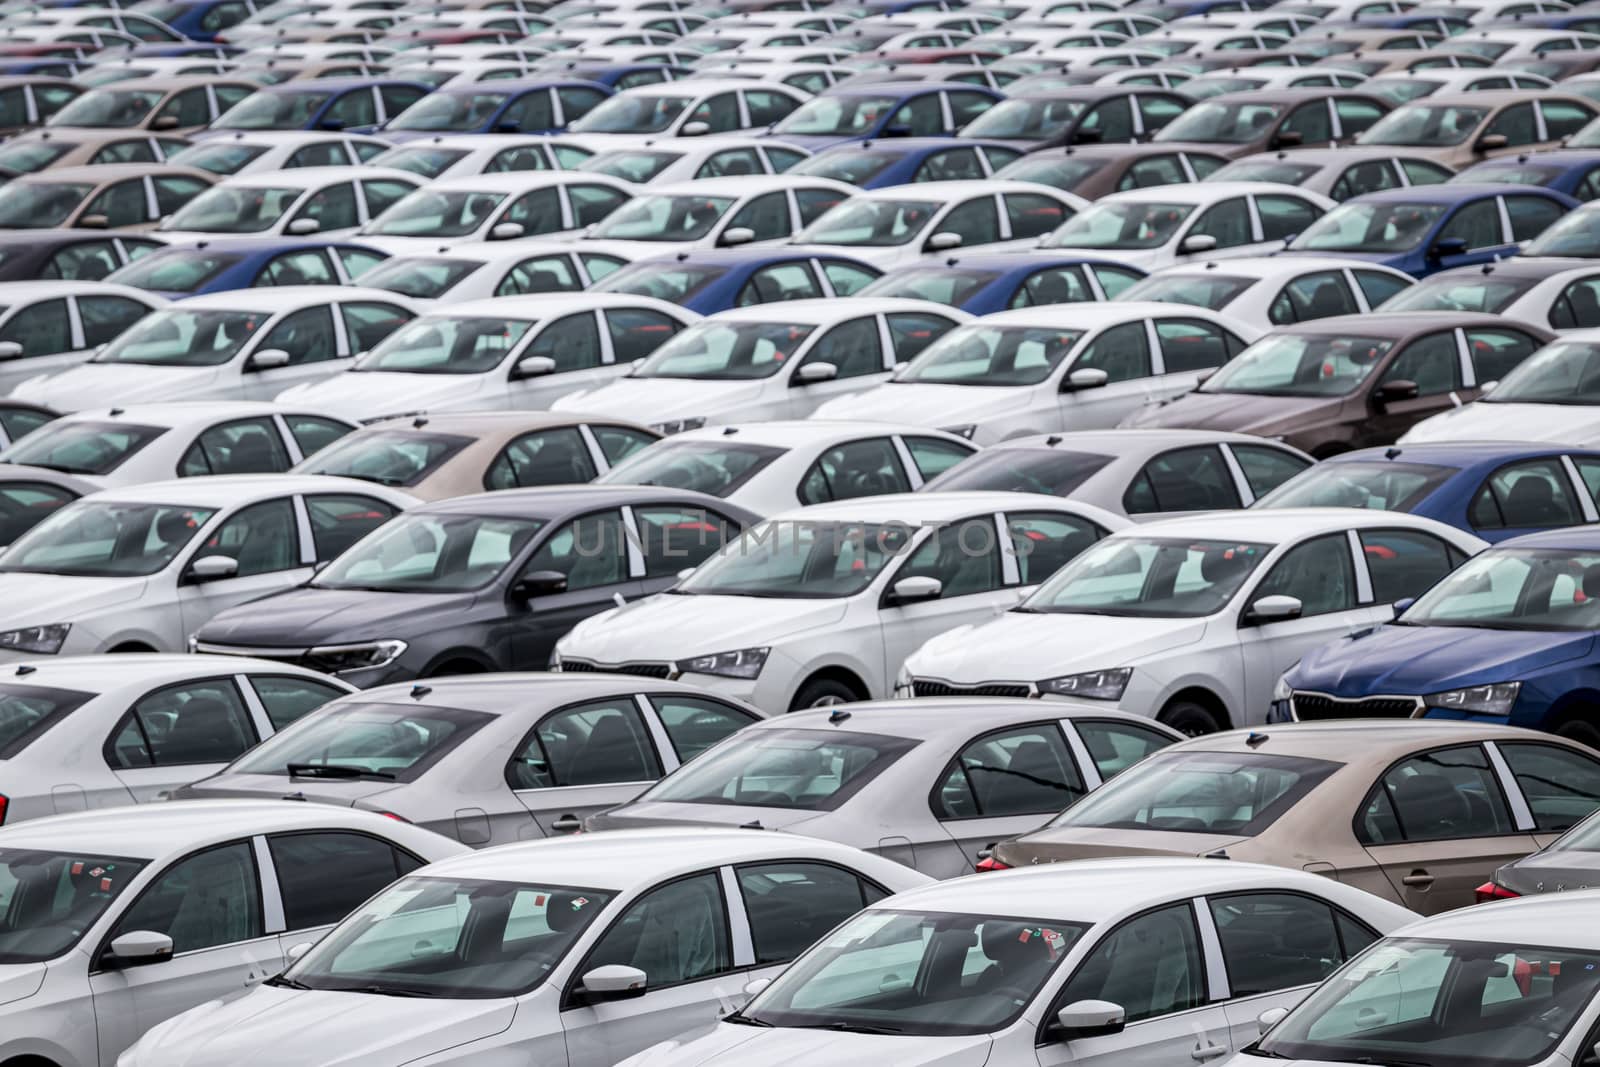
102,676 -> 261,803
1059,319 -> 1160,428
1360,329 -> 1464,445
0,297 -> 81,394
176,496 -> 311,638
507,508 -> 643,669
509,310 -> 616,409
506,695 -> 668,840
782,315 -> 888,417
235,303 -> 345,400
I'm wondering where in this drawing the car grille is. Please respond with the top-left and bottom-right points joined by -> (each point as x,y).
913,680 -> 1032,699
560,659 -> 673,679
192,642 -> 307,666
1291,692 -> 1423,721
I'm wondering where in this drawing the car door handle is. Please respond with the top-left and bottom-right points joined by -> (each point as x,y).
551,813 -> 581,835
1191,1044 -> 1227,1061
1401,871 -> 1434,888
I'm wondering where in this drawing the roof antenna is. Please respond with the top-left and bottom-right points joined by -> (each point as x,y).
828,708 -> 852,724
410,684 -> 431,699
1245,732 -> 1268,748
14,665 -> 34,675
1385,447 -> 1402,460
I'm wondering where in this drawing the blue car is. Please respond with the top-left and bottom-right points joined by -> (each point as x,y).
138,0 -> 257,41
1254,442 -> 1600,544
1277,526 -> 1600,744
123,42 -> 237,58
767,84 -> 1006,152
0,59 -> 82,77
205,78 -> 431,134
591,248 -> 883,314
377,78 -> 612,141
1286,184 -> 1581,277
103,238 -> 389,299
1451,151 -> 1600,202
546,63 -> 691,90
789,136 -> 1026,188
856,251 -> 1148,313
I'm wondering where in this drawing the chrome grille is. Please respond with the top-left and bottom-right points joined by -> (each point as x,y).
913,680 -> 1032,699
1291,692 -> 1422,721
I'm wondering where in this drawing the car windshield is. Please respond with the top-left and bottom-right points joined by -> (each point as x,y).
0,181 -> 91,228
388,91 -> 510,131
773,92 -> 900,135
1041,200 -> 1192,250
93,307 -> 267,367
1521,206 -> 1600,257
789,148 -> 904,185
1290,201 -> 1447,253
286,874 -> 613,997
0,138 -> 73,174
923,447 -> 1112,496
993,155 -> 1106,191
165,141 -> 270,175
231,700 -> 494,779
634,320 -> 816,380
1,419 -> 166,475
642,726 -> 919,808
1208,160 -> 1320,184
678,519 -> 914,598
366,189 -> 507,237
1369,78 -> 1444,104
1380,273 -> 1536,314
355,315 -> 536,375
959,96 -> 1085,141
358,257 -> 485,299
1402,546 -> 1600,631
568,92 -> 691,133
0,500 -> 216,577
1181,76 -> 1266,99
49,88 -> 162,128
1119,272 -> 1254,309
589,193 -> 736,241
578,148 -> 682,183
1254,459 -> 1455,511
898,324 -> 1084,386
366,145 -> 470,179
214,90 -> 331,129
1154,100 -> 1283,144
298,428 -> 473,487
1486,340 -> 1600,404
1022,536 -> 1271,618
1359,103 -> 1487,146
163,185 -> 302,234
1201,332 -> 1395,397
596,438 -> 784,497
0,681 -> 93,759
797,197 -> 939,247
1258,937 -> 1600,1067
312,512 -> 544,592
745,909 -> 1089,1036
592,262 -> 726,303
0,848 -> 149,964
857,267 -> 1001,307
106,250 -> 244,293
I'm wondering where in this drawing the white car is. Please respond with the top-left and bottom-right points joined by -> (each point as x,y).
115,828 -> 930,1067
0,654 -> 354,821
899,508 -> 1487,734
813,303 -> 1261,446
555,490 -> 1128,711
354,241 -> 632,308
353,171 -> 635,256
0,402 -> 355,488
11,287 -> 418,412
152,166 -> 422,244
551,298 -> 970,433
277,292 -> 700,422
563,79 -> 811,148
164,131 -> 391,176
596,419 -> 978,516
0,474 -> 415,660
1116,256 -> 1416,333
785,179 -> 1090,270
577,136 -> 811,185
1441,27 -> 1600,62
1363,67 -> 1556,104
609,858 -> 1418,1067
0,281 -> 163,396
1202,148 -> 1457,202
1036,182 -> 1337,271
1380,259 -> 1600,331
576,175 -> 856,260
0,801 -> 465,1067
1401,329 -> 1600,445
365,132 -> 596,179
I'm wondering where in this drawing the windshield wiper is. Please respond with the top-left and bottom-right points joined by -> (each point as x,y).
263,974 -> 311,990
1352,1058 -> 1434,1067
723,1009 -> 773,1027
791,1021 -> 903,1035
286,763 -> 396,780
313,470 -> 409,486
346,985 -> 443,997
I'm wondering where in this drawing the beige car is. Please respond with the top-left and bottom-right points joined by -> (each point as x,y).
988,720 -> 1600,915
0,163 -> 213,230
1355,89 -> 1600,168
45,75 -> 258,136
289,410 -> 661,500
0,127 -> 191,178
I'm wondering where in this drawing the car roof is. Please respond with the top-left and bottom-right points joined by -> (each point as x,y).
1102,180 -> 1307,203
1144,255 -> 1406,278
0,280 -> 156,300
17,163 -> 210,182
1423,257 -> 1600,282
354,671 -> 751,714
1274,309 -> 1522,335
1200,87 -> 1380,104
1497,525 -> 1600,550
1469,150 -> 1600,169
1235,145 -> 1437,165
436,291 -> 687,319
1351,182 -> 1569,203
756,697 -> 1175,745
645,174 -> 849,197
670,420 -> 968,448
262,75 -> 425,91
969,300 -> 1235,330
1132,505 -> 1453,542
853,178 -> 1072,200
427,170 -> 620,192
766,489 -> 1103,525
184,130 -> 384,147
0,652 -> 342,692
698,296 -> 963,323
165,286 -> 387,312
1176,718 -> 1556,760
93,474 -> 398,509
414,483 -> 734,520
1392,890 -> 1600,950
361,409 -> 648,434
993,428 -> 1309,453
56,401 -> 337,430
219,164 -> 414,187
613,77 -> 753,95
1336,442 -> 1593,468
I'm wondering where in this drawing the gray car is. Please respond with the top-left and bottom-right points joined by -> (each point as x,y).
586,698 -> 1183,879
1486,801 -> 1600,900
173,672 -> 768,847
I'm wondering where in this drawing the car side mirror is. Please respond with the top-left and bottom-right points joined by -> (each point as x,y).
887,575 -> 942,605
1271,129 -> 1303,148
926,231 -> 962,252
883,123 -> 914,138
512,354 -> 557,379
1392,595 -> 1416,620
320,118 -> 346,131
78,213 -> 109,230
1072,127 -> 1103,144
287,217 -> 321,235
1430,236 -> 1468,259
512,569 -> 568,600
578,964 -> 647,1002
1374,378 -> 1419,404
286,940 -> 314,962
1480,379 -> 1498,394
0,341 -> 22,360
795,361 -> 837,384
718,226 -> 756,247
489,221 -> 526,241
186,555 -> 239,582
1244,594 -> 1302,624
680,120 -> 710,136
151,115 -> 180,131
1194,367 -> 1218,387
1063,367 -> 1108,392
1476,132 -> 1508,152
1052,999 -> 1125,1041
247,347 -> 291,371
742,977 -> 772,998
1179,233 -> 1218,254
104,930 -> 174,969
1257,1006 -> 1290,1035
495,120 -> 520,132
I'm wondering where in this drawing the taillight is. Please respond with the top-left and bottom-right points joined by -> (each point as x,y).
0,793 -> 8,825
376,811 -> 410,823
1475,881 -> 1519,904
975,856 -> 1010,873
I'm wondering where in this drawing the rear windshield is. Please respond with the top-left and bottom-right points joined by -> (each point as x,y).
642,726 -> 919,811
2,420 -> 167,475
922,447 -> 1111,497
297,427 -> 472,487
0,682 -> 94,758
597,439 -> 783,498
229,702 -> 495,782
1253,459 -> 1455,511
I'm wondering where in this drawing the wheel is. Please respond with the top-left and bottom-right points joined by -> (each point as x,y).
789,677 -> 858,711
1557,717 -> 1600,753
1160,699 -> 1222,737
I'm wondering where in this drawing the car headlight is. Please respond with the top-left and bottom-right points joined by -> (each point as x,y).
678,646 -> 769,680
303,640 -> 408,674
652,416 -> 707,435
942,424 -> 978,439
1425,682 -> 1520,716
0,623 -> 69,655
1038,668 -> 1131,701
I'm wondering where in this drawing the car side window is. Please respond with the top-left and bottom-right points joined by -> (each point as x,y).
744,89 -> 797,127
591,424 -> 656,466
577,872 -> 731,990
1075,719 -> 1176,780
1548,276 -> 1600,329
736,862 -> 883,966
496,254 -> 582,297
1541,99 -> 1595,139
1359,528 -> 1458,604
260,249 -> 336,287
283,414 -> 350,459
1576,168 -> 1600,203
194,497 -> 300,576
0,408 -> 54,442
795,187 -> 845,227
1055,904 -> 1205,1024
1484,102 -> 1538,145
1121,154 -> 1187,191
509,698 -> 662,790
1232,444 -> 1311,498
523,312 -> 602,372
0,481 -> 74,544
1331,160 -> 1399,202
340,301 -> 410,355
106,678 -> 258,769
1506,195 -> 1566,243
1010,266 -> 1091,309
905,435 -> 973,481
1156,318 -> 1234,374
151,176 -> 207,217
293,182 -> 358,232
1251,533 -> 1356,617
268,832 -> 421,931
1005,193 -> 1070,241
250,674 -> 347,731
914,147 -> 983,183
306,494 -> 395,561
1007,511 -> 1103,585
501,89 -> 556,132
1360,745 -> 1516,844
77,295 -> 150,347
896,517 -> 1002,598
822,259 -> 879,296
800,316 -> 884,380
724,191 -> 793,243
287,141 -> 347,168
799,437 -> 911,505
0,299 -> 71,357
1092,264 -> 1145,298
1439,199 -> 1504,251
43,241 -> 120,280
936,196 -> 1001,247
485,427 -> 597,490
1075,320 -> 1152,384
763,145 -> 808,172
606,308 -> 683,364
486,146 -> 552,174
946,90 -> 995,129
1208,893 -> 1369,996
1497,743 -> 1600,833
1470,458 -> 1582,530
335,246 -> 385,279
158,87 -> 211,128
1334,98 -> 1385,137
503,186 -> 564,235
649,694 -> 758,762
1471,328 -> 1539,385
91,139 -> 155,166
934,723 -> 1084,820
1124,446 -> 1243,515
738,262 -> 823,306
326,88 -> 377,128
178,416 -> 291,476
360,179 -> 413,220
885,312 -> 954,365
1281,100 -> 1333,143
697,147 -> 762,179
569,184 -> 629,228
1381,331 -> 1460,397
1268,271 -> 1359,326
522,509 -> 627,591
633,505 -> 738,577
887,93 -> 945,136
86,179 -> 153,227
1354,269 -> 1411,308
109,842 -> 262,955
257,305 -> 338,366
1187,196 -> 1252,249
686,91 -> 741,132
1256,194 -> 1321,243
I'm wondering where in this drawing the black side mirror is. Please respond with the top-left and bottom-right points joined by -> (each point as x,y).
1374,378 -> 1420,404
511,570 -> 567,600
1072,127 -> 1103,144
1271,129 -> 1303,149
1430,236 -> 1468,259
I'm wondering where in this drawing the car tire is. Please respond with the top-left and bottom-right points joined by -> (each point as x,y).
1557,717 -> 1600,752
790,676 -> 858,711
1159,699 -> 1221,737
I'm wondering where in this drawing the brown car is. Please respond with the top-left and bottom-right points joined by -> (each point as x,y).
0,162 -> 213,230
1151,88 -> 1391,160
0,128 -> 190,179
995,142 -> 1229,198
289,411 -> 662,501
1122,311 -> 1554,457
988,720 -> 1600,914
45,75 -> 258,136
1355,90 -> 1600,169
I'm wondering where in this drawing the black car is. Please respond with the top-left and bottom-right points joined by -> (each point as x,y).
0,229 -> 166,281
957,86 -> 1195,152
193,485 -> 757,687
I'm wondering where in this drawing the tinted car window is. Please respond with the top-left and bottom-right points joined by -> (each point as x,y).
251,675 -> 347,731
933,723 -> 1084,819
1359,528 -> 1458,603
106,678 -> 258,768
1074,719 -> 1174,780
1470,458 -> 1582,530
268,832 -> 421,931
110,842 -> 261,954
1208,893 -> 1369,996
737,861 -> 879,965
1359,744 -> 1515,844
1498,743 -> 1600,833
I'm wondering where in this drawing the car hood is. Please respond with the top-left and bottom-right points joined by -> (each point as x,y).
1401,401 -> 1600,447
619,1023 -> 993,1067
563,593 -> 849,662
1293,625 -> 1595,695
572,238 -> 701,261
993,826 -> 1252,866
1121,390 -> 1335,436
552,376 -> 771,423
780,242 -> 911,270
814,382 -> 1029,429
910,611 -> 1208,682
11,362 -> 223,412
198,586 -> 478,647
1279,249 -> 1402,267
277,371 -> 492,421
588,799 -> 831,833
0,572 -> 147,627
124,987 -> 516,1067
0,963 -> 45,1009
762,133 -> 858,151
175,771 -> 402,807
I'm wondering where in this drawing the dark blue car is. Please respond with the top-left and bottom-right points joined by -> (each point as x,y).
103,238 -> 389,298
1254,442 -> 1600,544
376,78 -> 612,141
788,136 -> 1026,187
855,251 -> 1148,313
1286,184 -> 1580,277
137,0 -> 256,41
766,84 -> 1005,152
1451,151 -> 1600,202
546,63 -> 691,90
123,42 -> 237,58
205,77 -> 430,134
1277,526 -> 1600,744
591,248 -> 883,314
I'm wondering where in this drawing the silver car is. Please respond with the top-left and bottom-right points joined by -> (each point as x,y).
174,673 -> 769,846
587,699 -> 1183,879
